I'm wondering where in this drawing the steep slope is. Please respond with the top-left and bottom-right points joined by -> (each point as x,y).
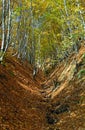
0,42 -> 85,130
0,56 -> 48,130
43,42 -> 85,130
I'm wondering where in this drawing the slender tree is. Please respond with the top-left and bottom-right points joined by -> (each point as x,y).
0,0 -> 11,61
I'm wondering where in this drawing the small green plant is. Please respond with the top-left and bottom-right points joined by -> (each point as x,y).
9,70 -> 15,77
79,95 -> 85,104
82,53 -> 85,58
0,60 -> 7,67
77,69 -> 85,79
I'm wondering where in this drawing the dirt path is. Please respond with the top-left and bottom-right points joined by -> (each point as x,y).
0,44 -> 85,130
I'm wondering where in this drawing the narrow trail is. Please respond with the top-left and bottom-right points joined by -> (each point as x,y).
0,57 -> 49,130
0,43 -> 85,130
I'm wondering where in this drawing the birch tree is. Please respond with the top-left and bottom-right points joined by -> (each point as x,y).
76,0 -> 85,39
0,0 -> 11,61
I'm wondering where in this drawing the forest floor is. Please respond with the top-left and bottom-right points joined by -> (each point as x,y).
0,42 -> 85,130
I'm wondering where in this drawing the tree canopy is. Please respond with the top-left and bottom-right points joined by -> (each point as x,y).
0,0 -> 85,69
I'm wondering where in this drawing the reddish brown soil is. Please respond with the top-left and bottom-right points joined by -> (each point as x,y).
0,56 -> 48,130
43,43 -> 85,130
0,43 -> 85,130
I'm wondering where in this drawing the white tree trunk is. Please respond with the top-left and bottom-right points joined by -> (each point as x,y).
0,0 -> 5,61
4,0 -> 11,53
30,0 -> 35,65
0,0 -> 11,62
1,0 -> 5,51
63,0 -> 72,36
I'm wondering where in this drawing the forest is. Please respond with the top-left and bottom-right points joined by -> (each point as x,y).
0,0 -> 85,130
0,0 -> 85,68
